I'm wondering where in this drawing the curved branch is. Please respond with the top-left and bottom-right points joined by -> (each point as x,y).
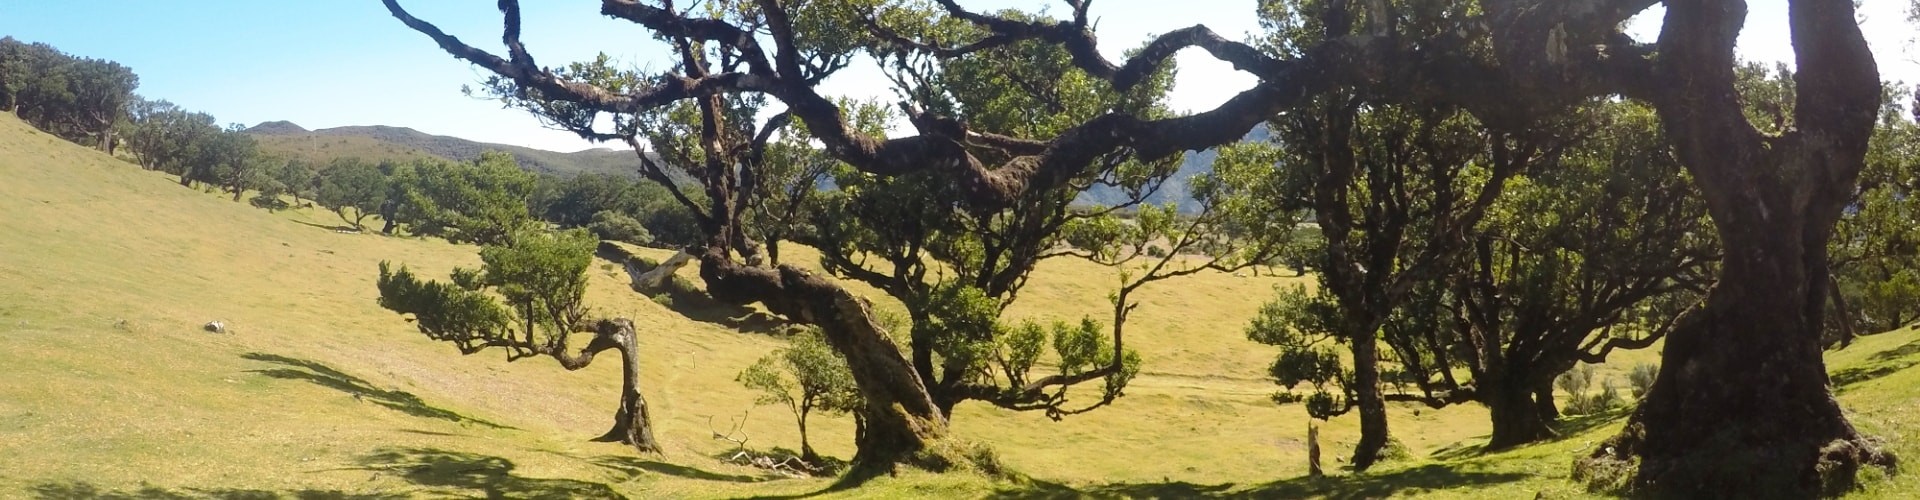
385,0 -> 778,117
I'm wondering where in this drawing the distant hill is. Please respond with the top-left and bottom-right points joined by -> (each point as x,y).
1075,124 -> 1272,213
247,122 -> 642,177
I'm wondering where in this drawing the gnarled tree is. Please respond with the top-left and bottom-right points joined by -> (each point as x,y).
376,228 -> 661,453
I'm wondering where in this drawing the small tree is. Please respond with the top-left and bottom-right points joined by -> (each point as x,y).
375,228 -> 661,453
316,158 -> 388,230
738,329 -> 862,465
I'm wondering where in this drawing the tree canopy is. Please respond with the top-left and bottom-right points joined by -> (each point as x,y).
382,0 -> 1894,495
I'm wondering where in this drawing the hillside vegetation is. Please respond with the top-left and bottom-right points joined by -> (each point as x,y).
4,112 -> 1920,499
247,121 -> 643,178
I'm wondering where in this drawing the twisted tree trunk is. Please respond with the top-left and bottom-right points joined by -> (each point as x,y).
560,318 -> 661,454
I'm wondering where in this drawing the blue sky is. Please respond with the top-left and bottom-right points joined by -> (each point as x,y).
1,1 -> 1914,152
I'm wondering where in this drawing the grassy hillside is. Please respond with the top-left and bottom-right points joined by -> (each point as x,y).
4,112 -> 1919,498
248,122 -> 639,177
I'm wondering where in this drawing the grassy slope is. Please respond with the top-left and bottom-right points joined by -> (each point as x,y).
251,126 -> 638,178
252,134 -> 448,167
3,112 -> 1917,498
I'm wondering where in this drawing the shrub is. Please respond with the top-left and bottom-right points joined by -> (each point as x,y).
249,194 -> 290,211
587,210 -> 653,245
1628,362 -> 1659,399
1560,364 -> 1622,415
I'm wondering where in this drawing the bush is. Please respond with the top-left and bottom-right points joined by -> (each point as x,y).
249,194 -> 290,211
1628,362 -> 1659,399
587,210 -> 653,245
1559,364 -> 1622,415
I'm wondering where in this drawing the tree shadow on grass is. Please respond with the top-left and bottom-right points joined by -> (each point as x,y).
1429,406 -> 1630,461
290,219 -> 365,233
988,464 -> 1528,499
643,285 -> 792,335
29,481 -> 405,499
589,455 -> 774,483
357,447 -> 624,499
1832,339 -> 1920,389
241,352 -> 512,429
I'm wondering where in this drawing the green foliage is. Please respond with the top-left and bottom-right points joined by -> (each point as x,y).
1831,85 -> 1920,338
0,37 -> 138,148
586,210 -> 653,246
1557,364 -> 1620,415
316,158 -> 389,229
1628,363 -> 1659,399
1247,284 -> 1351,420
923,284 -> 1003,376
376,261 -> 513,345
738,328 -> 861,460
1052,318 -> 1108,375
531,173 -> 702,247
389,152 -> 537,245
995,321 -> 1046,388
478,229 -> 597,334
376,228 -> 597,357
123,98 -> 220,174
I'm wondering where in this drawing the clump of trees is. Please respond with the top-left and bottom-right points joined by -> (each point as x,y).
0,37 -> 137,151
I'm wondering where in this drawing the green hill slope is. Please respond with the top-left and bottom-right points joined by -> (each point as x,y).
248,122 -> 639,177
4,113 -> 1918,498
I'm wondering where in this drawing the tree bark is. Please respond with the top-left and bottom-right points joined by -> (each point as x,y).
799,407 -> 820,464
1348,322 -> 1390,470
698,250 -> 946,469
1576,0 -> 1895,495
564,319 -> 661,454
379,199 -> 399,235
1534,378 -> 1559,423
1483,370 -> 1554,450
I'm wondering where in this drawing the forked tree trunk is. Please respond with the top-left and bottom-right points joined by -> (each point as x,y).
1575,1 -> 1895,495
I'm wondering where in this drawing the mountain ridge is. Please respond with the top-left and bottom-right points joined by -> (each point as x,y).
245,121 -> 641,178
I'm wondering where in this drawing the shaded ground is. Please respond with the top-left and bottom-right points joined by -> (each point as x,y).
357,447 -> 624,499
242,352 -> 511,429
988,463 -> 1529,499
29,482 -> 405,500
1833,339 -> 1920,389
